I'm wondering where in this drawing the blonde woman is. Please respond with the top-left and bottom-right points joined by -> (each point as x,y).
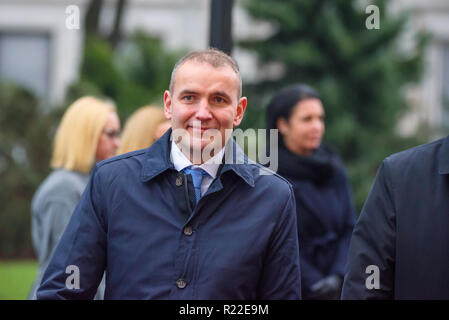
29,96 -> 120,299
118,105 -> 170,154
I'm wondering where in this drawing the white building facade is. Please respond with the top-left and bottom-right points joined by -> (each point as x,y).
0,0 -> 266,106
391,0 -> 449,136
0,0 -> 448,136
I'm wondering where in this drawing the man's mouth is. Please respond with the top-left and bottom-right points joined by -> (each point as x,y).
187,125 -> 213,133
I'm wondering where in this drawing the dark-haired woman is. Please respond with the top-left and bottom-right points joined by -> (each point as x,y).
266,84 -> 356,299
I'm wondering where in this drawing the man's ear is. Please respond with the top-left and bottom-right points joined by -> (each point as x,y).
233,96 -> 247,127
163,90 -> 173,120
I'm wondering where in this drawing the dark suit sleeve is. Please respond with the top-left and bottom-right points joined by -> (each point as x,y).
257,185 -> 302,299
341,159 -> 396,299
330,170 -> 356,277
36,166 -> 107,299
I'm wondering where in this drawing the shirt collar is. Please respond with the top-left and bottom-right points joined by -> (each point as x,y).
141,128 -> 254,187
171,139 -> 224,179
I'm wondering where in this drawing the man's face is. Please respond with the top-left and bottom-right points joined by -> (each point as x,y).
164,61 -> 247,163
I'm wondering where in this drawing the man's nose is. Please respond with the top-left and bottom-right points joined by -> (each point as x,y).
195,99 -> 213,120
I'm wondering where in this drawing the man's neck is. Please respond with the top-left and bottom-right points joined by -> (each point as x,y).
174,142 -> 224,165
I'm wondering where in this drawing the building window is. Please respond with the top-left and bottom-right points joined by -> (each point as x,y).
0,32 -> 51,99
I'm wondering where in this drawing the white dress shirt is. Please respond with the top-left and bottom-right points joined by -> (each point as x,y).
170,140 -> 224,196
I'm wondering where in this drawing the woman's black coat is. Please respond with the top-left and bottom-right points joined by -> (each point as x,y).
276,145 -> 356,297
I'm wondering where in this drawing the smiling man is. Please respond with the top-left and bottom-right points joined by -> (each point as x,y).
165,52 -> 246,164
37,48 -> 301,300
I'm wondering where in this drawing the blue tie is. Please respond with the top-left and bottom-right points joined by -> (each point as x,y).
183,167 -> 210,203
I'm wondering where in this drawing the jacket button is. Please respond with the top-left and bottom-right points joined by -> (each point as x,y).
176,278 -> 187,289
183,226 -> 193,236
176,175 -> 183,187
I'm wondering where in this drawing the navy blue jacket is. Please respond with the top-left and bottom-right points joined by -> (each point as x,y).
342,135 -> 449,299
282,163 -> 355,294
37,130 -> 301,300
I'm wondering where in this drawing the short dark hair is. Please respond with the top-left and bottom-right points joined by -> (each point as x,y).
169,48 -> 242,98
266,84 -> 321,132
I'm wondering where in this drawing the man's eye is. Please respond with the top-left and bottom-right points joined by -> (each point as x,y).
182,95 -> 194,101
214,97 -> 225,103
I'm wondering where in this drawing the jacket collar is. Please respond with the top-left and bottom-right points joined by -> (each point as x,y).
220,138 -> 255,187
141,128 -> 255,187
140,129 -> 175,182
439,134 -> 449,175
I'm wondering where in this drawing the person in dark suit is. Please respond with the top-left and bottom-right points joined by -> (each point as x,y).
266,84 -> 356,299
36,48 -> 301,300
342,135 -> 449,299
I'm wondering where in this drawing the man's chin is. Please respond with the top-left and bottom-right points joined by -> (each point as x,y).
186,140 -> 222,162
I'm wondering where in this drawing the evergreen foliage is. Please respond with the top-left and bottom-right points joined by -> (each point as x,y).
0,83 -> 63,258
68,32 -> 185,120
239,0 -> 428,210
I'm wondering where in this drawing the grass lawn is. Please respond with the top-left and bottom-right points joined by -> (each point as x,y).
0,260 -> 38,300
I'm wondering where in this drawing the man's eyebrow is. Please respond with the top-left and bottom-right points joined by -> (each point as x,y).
177,90 -> 233,100
177,89 -> 198,97
213,91 -> 232,100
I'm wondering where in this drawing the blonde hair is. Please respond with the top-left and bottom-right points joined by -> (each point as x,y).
118,106 -> 167,154
51,96 -> 116,173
